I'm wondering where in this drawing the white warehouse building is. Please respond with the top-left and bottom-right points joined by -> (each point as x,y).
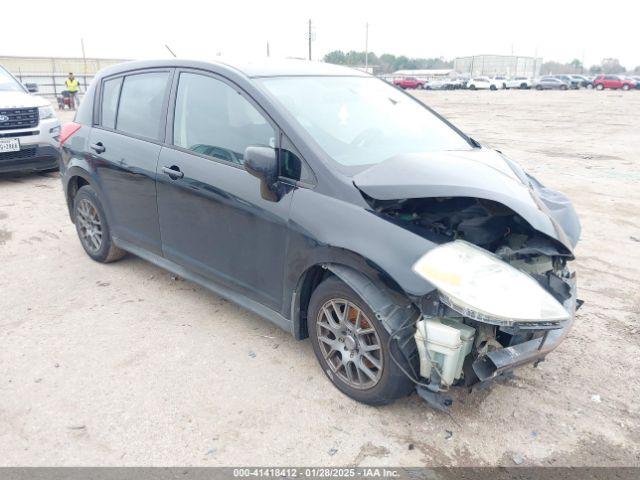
454,55 -> 542,77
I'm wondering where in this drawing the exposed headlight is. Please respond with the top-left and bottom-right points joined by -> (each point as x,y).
412,240 -> 570,326
38,106 -> 55,120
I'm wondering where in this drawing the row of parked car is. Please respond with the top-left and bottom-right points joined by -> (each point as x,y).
393,74 -> 640,91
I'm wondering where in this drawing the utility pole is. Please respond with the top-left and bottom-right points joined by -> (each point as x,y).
365,22 -> 369,71
267,41 -> 270,57
308,19 -> 312,60
80,38 -> 88,90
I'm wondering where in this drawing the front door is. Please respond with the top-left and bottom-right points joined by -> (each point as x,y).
156,71 -> 292,312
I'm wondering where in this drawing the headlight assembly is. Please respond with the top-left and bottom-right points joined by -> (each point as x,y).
38,106 -> 55,120
412,240 -> 570,327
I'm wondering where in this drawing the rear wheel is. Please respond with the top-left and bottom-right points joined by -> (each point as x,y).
73,185 -> 126,263
622,84 -> 630,91
560,84 -> 568,90
308,277 -> 413,405
490,84 -> 497,91
469,84 -> 476,90
596,83 -> 604,90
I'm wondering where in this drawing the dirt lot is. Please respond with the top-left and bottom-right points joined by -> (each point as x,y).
1,89 -> 639,467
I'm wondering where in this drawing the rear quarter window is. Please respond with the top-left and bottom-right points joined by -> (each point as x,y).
100,77 -> 122,129
116,71 -> 170,140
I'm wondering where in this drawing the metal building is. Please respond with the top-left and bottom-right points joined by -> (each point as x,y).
0,55 -> 128,97
454,55 -> 542,77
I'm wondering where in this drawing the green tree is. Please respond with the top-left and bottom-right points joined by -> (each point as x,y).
379,53 -> 396,73
601,58 -> 625,74
324,50 -> 453,73
540,61 -> 566,74
324,50 -> 347,65
569,58 -> 583,73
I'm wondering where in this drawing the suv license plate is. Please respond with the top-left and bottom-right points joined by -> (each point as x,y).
0,138 -> 20,153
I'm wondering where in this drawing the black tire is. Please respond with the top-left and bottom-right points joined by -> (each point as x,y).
596,84 -> 604,90
73,185 -> 126,263
308,276 -> 414,405
469,84 -> 476,90
560,84 -> 568,90
622,84 -> 630,91
520,83 -> 528,89
490,84 -> 497,91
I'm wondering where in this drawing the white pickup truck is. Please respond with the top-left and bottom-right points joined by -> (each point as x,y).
0,64 -> 60,174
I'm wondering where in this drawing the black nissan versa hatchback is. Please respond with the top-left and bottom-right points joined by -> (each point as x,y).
59,59 -> 581,409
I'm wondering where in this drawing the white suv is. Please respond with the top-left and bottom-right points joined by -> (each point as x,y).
505,76 -> 532,89
0,64 -> 60,174
467,76 -> 498,90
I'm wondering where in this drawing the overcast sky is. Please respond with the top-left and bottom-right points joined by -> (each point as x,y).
4,0 -> 638,68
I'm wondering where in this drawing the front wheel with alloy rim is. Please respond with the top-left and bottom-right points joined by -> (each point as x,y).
73,185 -> 125,263
308,276 -> 414,405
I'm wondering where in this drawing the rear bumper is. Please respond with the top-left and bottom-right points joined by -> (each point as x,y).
0,143 -> 60,174
472,273 -> 578,382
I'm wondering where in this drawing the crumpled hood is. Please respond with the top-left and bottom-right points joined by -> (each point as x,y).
0,90 -> 48,108
353,149 -> 580,252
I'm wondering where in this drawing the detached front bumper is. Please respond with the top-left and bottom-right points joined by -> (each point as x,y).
472,272 -> 578,382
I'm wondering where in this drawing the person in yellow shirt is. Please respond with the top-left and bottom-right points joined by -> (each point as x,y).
65,72 -> 81,110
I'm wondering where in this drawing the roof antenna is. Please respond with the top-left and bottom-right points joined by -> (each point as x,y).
165,44 -> 177,58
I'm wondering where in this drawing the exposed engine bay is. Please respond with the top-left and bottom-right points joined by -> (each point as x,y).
362,194 -> 579,407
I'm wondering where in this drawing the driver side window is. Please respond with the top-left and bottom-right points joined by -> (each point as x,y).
173,72 -> 275,166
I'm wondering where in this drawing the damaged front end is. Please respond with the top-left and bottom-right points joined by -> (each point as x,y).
353,151 -> 581,409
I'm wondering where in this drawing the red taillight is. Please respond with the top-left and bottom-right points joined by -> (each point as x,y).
60,122 -> 81,146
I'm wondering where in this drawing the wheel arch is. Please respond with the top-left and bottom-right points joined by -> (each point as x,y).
63,167 -> 107,222
291,261 -> 419,343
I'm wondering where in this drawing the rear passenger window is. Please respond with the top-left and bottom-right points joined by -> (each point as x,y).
101,77 -> 122,129
173,72 -> 275,165
116,72 -> 169,140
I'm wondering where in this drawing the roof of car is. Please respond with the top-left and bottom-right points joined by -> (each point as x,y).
96,57 -> 368,79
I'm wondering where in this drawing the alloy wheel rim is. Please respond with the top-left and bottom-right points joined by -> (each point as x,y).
316,299 -> 383,390
76,198 -> 103,253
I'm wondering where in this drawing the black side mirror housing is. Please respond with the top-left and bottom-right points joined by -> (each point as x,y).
244,146 -> 280,202
24,83 -> 38,93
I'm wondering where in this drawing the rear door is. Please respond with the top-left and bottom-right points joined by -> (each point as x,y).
156,70 -> 293,312
89,69 -> 172,255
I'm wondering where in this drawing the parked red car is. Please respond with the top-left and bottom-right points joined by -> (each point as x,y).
593,74 -> 636,90
393,77 -> 424,89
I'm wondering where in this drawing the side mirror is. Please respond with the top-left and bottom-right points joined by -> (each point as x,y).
244,146 -> 280,202
24,83 -> 38,93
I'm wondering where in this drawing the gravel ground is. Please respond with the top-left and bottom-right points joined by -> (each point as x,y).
1,89 -> 639,466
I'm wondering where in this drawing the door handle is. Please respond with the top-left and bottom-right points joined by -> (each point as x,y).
90,142 -> 105,154
162,165 -> 184,179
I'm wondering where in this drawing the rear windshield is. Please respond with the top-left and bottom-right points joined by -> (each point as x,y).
258,76 -> 471,166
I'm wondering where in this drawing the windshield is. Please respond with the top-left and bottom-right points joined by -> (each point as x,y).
0,66 -> 24,93
259,76 -> 471,166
